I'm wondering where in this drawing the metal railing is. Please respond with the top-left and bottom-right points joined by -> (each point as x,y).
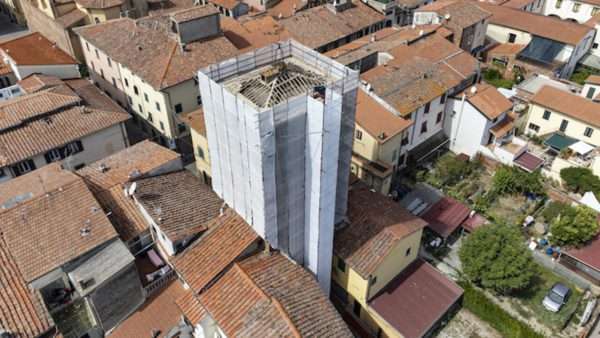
143,268 -> 176,298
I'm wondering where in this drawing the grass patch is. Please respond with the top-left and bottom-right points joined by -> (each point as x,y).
569,65 -> 600,85
460,282 -> 543,338
512,267 -> 583,330
486,195 -> 533,224
483,68 -> 515,89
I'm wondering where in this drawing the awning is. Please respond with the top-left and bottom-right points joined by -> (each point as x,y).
581,191 -> 600,213
544,133 -> 577,152
421,197 -> 471,239
514,151 -> 544,172
569,141 -> 595,155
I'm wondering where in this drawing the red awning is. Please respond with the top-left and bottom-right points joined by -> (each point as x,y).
514,151 -> 544,172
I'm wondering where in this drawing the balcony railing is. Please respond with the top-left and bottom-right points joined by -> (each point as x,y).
143,267 -> 176,298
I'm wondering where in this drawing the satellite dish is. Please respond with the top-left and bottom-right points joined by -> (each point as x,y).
128,182 -> 137,196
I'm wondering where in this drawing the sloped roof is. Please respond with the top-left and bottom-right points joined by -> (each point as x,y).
95,185 -> 148,242
421,196 -> 471,238
75,0 -> 123,8
531,85 -> 600,128
0,165 -> 118,282
479,3 -> 592,45
172,209 -> 259,292
75,13 -> 240,90
334,180 -> 427,278
18,74 -> 65,93
279,1 -> 385,49
133,170 -> 223,242
355,89 -> 412,143
77,140 -> 181,192
464,84 -> 513,120
417,0 -> 491,30
0,32 -> 78,65
0,236 -> 56,338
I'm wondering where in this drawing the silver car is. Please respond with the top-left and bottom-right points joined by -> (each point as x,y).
543,283 -> 570,312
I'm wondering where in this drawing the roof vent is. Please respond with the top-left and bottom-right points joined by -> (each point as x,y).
470,86 -> 478,94
0,329 -> 13,338
137,45 -> 143,51
80,227 -> 91,237
378,132 -> 386,140
99,163 -> 110,173
444,13 -> 451,20
129,168 -> 141,179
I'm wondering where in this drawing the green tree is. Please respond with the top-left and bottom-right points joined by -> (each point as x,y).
460,223 -> 535,294
492,166 -> 544,196
434,154 -> 477,186
550,205 -> 599,247
560,167 -> 600,194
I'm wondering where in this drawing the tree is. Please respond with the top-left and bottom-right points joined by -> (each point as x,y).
492,166 -> 544,196
460,223 -> 535,295
435,154 -> 477,186
560,167 -> 600,195
550,205 -> 599,247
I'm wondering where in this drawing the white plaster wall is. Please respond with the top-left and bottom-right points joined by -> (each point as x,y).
445,98 -> 488,157
543,0 -> 599,23
408,94 -> 446,150
486,24 -> 532,44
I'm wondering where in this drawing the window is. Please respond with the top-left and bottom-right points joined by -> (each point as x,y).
420,121 -> 428,134
0,168 -> 5,178
85,42 -> 89,51
585,127 -> 594,137
144,93 -> 149,102
423,102 -> 430,114
197,95 -> 202,105
508,33 -> 517,43
159,121 -> 165,131
155,102 -> 161,111
95,49 -> 99,58
555,0 -> 562,8
587,87 -> 596,99
560,119 -> 568,132
11,159 -> 36,177
112,77 -> 116,87
44,141 -> 84,163
137,104 -> 142,113
528,123 -> 540,132
370,276 -> 377,285
593,7 -> 600,15
594,43 -> 599,50
353,300 -> 361,317
401,136 -> 409,146
45,149 -> 62,163
127,95 -> 132,104
107,57 -> 111,67
148,112 -> 153,122
573,2 -> 580,12
406,247 -> 412,256
178,123 -> 187,134
436,112 -> 443,124
197,146 -> 205,160
90,61 -> 95,71
337,258 -> 346,272
355,130 -> 363,140
94,17 -> 100,24
440,93 -> 446,104
133,86 -> 139,95
100,69 -> 104,80
543,110 -> 551,120
124,78 -> 129,87
175,103 -> 183,114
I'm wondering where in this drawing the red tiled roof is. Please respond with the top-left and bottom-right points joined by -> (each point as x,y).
175,289 -> 207,325
172,210 -> 259,293
109,281 -> 187,338
421,197 -> 471,238
514,151 -> 544,172
335,181 -> 427,278
0,236 -> 55,338
369,259 -> 463,338
0,32 -> 78,66
565,235 -> 600,271
95,185 -> 149,242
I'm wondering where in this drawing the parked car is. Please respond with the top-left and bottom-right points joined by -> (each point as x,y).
543,283 -> 571,312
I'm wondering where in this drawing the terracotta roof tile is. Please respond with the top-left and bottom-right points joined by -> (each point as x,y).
170,5 -> 219,22
465,84 -> 513,120
239,253 -> 353,337
56,8 -> 88,28
0,166 -> 118,282
95,185 -> 148,242
221,16 -> 291,52
180,108 -> 206,136
175,289 -> 207,324
18,74 -> 65,93
0,32 -> 78,65
479,3 -> 592,45
531,85 -> 600,128
0,105 -> 129,167
109,281 -> 187,338
0,236 -> 55,338
133,170 -> 223,242
172,209 -> 259,293
417,0 -> 491,30
421,196 -> 471,238
0,59 -> 12,76
279,1 -> 385,49
265,0 -> 307,18
355,88 -> 412,143
77,140 -> 181,192
585,75 -> 600,85
335,181 -> 427,278
63,78 -> 126,112
75,13 -> 239,90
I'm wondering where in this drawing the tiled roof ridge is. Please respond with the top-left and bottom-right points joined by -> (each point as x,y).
234,261 -> 302,338
159,41 -> 179,88
0,31 -> 39,48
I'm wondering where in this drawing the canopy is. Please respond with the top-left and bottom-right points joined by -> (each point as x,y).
544,133 -> 577,151
569,141 -> 595,155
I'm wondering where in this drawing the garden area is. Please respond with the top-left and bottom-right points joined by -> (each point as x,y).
569,65 -> 600,85
482,68 -> 515,89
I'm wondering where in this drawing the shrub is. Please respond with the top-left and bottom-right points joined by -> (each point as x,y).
460,223 -> 535,295
550,205 -> 599,247
560,167 -> 600,195
492,166 -> 544,196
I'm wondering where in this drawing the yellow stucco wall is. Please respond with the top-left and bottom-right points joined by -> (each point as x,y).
526,103 -> 600,146
191,127 -> 212,182
353,124 -> 378,160
332,228 -> 423,338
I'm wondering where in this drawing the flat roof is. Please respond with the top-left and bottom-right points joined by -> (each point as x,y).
369,259 -> 463,338
514,151 -> 544,172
